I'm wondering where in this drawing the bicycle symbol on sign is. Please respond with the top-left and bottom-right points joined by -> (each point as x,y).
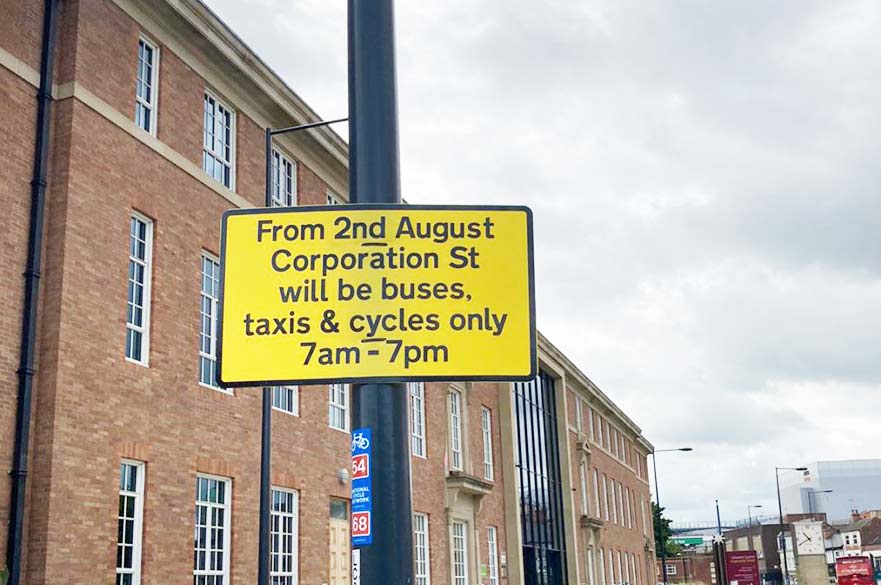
352,432 -> 370,452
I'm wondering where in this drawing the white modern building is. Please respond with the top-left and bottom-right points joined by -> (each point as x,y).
780,460 -> 881,522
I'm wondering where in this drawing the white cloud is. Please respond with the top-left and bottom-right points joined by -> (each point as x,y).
205,0 -> 881,522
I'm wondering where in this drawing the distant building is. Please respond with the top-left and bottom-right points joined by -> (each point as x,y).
656,554 -> 717,585
779,461 -> 881,522
828,514 -> 881,573
724,521 -> 788,579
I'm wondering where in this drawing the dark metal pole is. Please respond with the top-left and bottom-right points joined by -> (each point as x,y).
748,507 -> 754,551
348,1 -> 413,585
7,1 -> 58,583
716,499 -> 722,534
257,128 -> 273,585
652,452 -> 668,585
776,469 -> 791,585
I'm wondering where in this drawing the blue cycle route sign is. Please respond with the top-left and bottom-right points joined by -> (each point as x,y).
351,428 -> 373,546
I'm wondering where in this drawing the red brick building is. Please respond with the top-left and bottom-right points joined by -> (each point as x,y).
0,1 -> 654,584
656,555 -> 717,585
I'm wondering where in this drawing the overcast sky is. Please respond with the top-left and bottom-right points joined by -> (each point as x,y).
204,0 -> 881,523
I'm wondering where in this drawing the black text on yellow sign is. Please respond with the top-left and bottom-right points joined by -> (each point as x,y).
217,205 -> 536,386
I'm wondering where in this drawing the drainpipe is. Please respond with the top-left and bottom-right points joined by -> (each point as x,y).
6,0 -> 59,583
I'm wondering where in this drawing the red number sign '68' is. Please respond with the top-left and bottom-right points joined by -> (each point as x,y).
352,511 -> 371,537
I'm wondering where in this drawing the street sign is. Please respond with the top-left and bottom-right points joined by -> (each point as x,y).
351,428 -> 373,546
725,551 -> 760,585
835,556 -> 874,585
217,204 -> 535,386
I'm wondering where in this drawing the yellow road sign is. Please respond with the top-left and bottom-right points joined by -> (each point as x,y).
217,205 -> 535,386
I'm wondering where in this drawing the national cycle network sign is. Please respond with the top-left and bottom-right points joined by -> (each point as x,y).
351,428 -> 373,546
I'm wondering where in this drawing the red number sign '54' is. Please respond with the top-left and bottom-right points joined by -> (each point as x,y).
352,454 -> 369,480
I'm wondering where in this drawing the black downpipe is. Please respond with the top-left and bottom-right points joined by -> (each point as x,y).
7,0 -> 59,583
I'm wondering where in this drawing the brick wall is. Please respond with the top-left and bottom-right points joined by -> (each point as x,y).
0,63 -> 38,570
0,2 -> 651,585
567,385 -> 655,585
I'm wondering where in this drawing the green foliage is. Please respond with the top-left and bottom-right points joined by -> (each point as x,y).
1,565 -> 8,585
653,502 -> 682,557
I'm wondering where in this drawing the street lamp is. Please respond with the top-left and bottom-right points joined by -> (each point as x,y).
747,505 -> 763,550
259,116 -> 347,585
807,489 -> 833,521
651,447 -> 694,585
776,466 -> 808,585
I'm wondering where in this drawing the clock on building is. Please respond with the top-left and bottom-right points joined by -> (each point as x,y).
794,522 -> 825,556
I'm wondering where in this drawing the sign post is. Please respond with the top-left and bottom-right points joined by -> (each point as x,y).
347,1 -> 411,582
219,1 -> 536,583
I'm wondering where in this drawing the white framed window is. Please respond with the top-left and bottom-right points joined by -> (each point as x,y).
588,547 -> 597,585
126,214 -> 153,364
481,407 -> 494,480
617,481 -> 625,526
630,553 -> 638,585
117,461 -> 145,585
135,37 -> 158,134
608,550 -> 615,585
602,474 -> 609,521
610,479 -> 618,525
203,91 -> 234,189
665,564 -> 677,576
575,398 -> 583,433
596,415 -> 604,446
641,499 -> 647,536
272,386 -> 299,416
580,460 -> 589,515
588,406 -> 595,441
409,382 -> 426,458
487,526 -> 499,585
620,435 -> 626,463
625,488 -> 632,529
449,391 -> 463,471
413,512 -> 431,585
271,487 -> 299,585
329,383 -> 349,431
451,521 -> 469,585
612,429 -> 619,458
199,253 -> 222,390
592,469 -> 601,518
271,149 -> 297,207
598,548 -> 607,585
604,421 -> 611,450
326,191 -> 342,206
194,475 -> 231,585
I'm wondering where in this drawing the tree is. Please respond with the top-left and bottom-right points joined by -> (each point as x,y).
653,502 -> 682,557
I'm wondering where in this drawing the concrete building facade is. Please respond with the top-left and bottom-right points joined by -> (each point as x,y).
0,1 -> 654,584
780,461 -> 881,523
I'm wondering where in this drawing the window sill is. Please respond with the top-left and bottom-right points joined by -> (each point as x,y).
199,382 -> 233,395
272,407 -> 300,418
125,357 -> 150,368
